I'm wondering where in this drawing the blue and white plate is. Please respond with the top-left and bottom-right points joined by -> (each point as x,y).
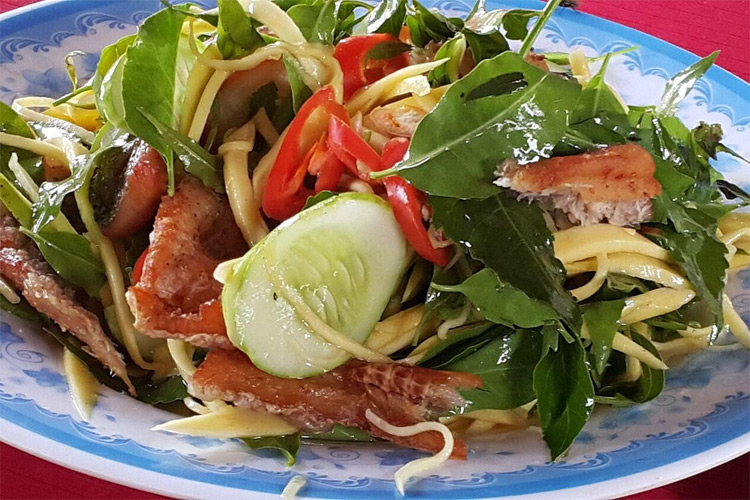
1,1 -> 748,498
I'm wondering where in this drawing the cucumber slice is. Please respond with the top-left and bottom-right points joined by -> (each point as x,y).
223,193 -> 411,378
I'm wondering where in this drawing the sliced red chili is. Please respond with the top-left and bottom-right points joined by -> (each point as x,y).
326,115 -> 381,182
333,34 -> 410,100
380,138 -> 451,267
306,134 -> 346,193
262,86 -> 349,220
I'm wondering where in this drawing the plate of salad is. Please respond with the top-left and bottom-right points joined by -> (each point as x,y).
0,0 -> 748,498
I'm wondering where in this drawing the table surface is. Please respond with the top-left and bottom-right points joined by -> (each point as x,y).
0,0 -> 748,499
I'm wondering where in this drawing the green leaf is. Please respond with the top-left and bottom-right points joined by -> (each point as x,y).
636,115 -> 699,201
92,34 -> 136,111
431,194 -> 580,332
499,9 -> 538,40
283,57 -> 314,114
518,0 -> 561,57
217,0 -> 266,59
597,330 -> 664,405
404,0 -> 458,47
428,34 -> 466,86
0,172 -> 33,228
20,228 -> 106,297
94,8 -> 197,193
433,268 -> 559,328
0,102 -> 42,185
365,40 -> 411,62
415,261 -> 471,338
582,299 -> 624,375
717,180 -> 750,204
447,328 -> 543,410
656,51 -> 718,117
377,52 -> 580,198
571,53 -> 628,123
0,101 -> 35,139
242,434 -> 301,466
303,190 -> 337,209
418,321 -> 497,368
542,46 -> 638,67
533,337 -> 595,459
653,217 -> 727,339
159,0 -> 219,25
691,121 -> 749,164
355,0 -> 407,37
288,0 -> 338,45
304,424 -> 376,442
137,376 -> 189,404
462,28 -> 510,64
31,126 -> 129,234
139,108 -> 224,193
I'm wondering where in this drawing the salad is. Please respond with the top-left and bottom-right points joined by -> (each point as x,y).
0,0 -> 749,494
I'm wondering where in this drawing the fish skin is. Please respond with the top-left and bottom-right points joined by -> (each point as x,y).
127,179 -> 246,348
0,215 -> 134,394
190,349 -> 483,458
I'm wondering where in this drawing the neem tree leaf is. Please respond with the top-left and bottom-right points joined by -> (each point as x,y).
376,52 -> 580,198
533,337 -> 594,459
431,194 -> 581,332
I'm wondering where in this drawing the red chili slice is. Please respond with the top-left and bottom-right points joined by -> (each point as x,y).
262,86 -> 349,220
326,115 -> 381,182
380,138 -> 450,267
333,34 -> 410,100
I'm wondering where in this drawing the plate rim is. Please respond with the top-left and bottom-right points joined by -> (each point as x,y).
3,416 -> 748,500
0,0 -> 748,498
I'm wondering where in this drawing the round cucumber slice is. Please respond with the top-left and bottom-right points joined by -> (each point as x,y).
222,193 -> 411,378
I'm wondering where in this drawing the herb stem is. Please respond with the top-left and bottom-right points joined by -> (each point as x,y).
52,85 -> 93,107
519,0 -> 562,58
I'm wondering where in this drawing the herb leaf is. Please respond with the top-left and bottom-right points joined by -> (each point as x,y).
418,322 -> 496,367
582,299 -> 624,375
283,57 -> 314,114
377,52 -> 580,198
0,102 -> 43,185
288,0 -> 338,45
431,194 -> 581,332
656,51 -> 718,117
31,156 -> 92,232
242,434 -> 301,466
571,53 -> 628,123
533,337 -> 595,459
447,328 -> 543,410
140,108 -> 224,193
597,331 -> 665,405
653,215 -> 727,338
94,8 -> 196,194
20,228 -> 106,297
355,0 -> 407,37
217,0 -> 265,59
303,190 -> 336,209
137,376 -> 189,404
434,268 -> 559,328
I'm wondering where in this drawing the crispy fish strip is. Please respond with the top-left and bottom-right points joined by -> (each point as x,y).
0,215 -> 134,393
190,349 -> 483,458
127,179 -> 246,348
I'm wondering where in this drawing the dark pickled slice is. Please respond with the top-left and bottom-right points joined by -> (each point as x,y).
90,139 -> 168,240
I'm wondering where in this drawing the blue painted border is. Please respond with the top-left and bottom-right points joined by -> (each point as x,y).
1,390 -> 747,498
1,0 -> 749,498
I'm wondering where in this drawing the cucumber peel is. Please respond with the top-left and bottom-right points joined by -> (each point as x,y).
222,193 -> 411,378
